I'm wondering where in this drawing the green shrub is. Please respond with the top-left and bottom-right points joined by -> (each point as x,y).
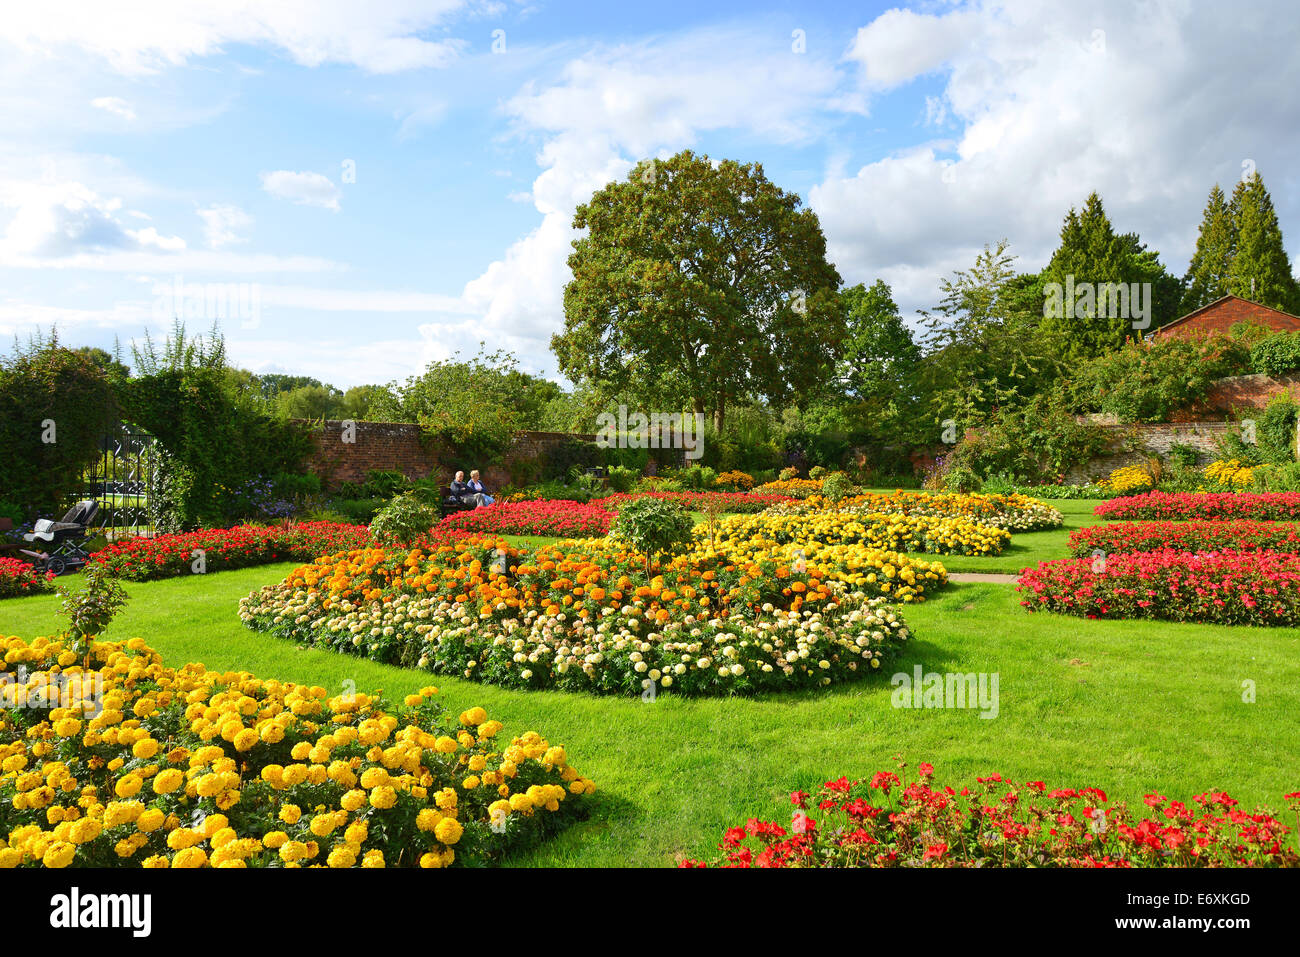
369,493 -> 438,545
542,437 -> 602,481
820,470 -> 855,502
331,497 -> 388,524
606,465 -> 638,493
679,465 -> 718,491
808,466 -> 828,480
1250,332 -> 1300,376
609,497 -> 695,577
1254,461 -> 1300,491
1256,394 -> 1299,464
778,467 -> 799,481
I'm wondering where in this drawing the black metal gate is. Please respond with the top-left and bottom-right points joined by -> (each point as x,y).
83,424 -> 155,538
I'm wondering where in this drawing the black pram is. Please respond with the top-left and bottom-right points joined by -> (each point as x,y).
21,500 -> 99,575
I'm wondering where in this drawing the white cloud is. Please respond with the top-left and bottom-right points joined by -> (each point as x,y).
0,180 -> 186,259
1,0 -> 474,75
196,203 -> 253,248
90,96 -> 136,120
260,170 -> 342,211
814,0 -> 1300,321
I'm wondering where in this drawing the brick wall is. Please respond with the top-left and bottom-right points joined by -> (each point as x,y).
1170,373 -> 1300,421
299,421 -> 596,493
1155,296 -> 1300,340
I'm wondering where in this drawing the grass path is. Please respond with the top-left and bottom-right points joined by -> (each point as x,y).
5,540 -> 1298,866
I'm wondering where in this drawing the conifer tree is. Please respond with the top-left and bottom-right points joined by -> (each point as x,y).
1229,171 -> 1299,312
1181,184 -> 1235,313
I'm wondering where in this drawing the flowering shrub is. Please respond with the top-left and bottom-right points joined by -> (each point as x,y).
1101,464 -> 1155,495
751,478 -> 823,499
769,491 -> 1063,533
0,634 -> 593,868
714,512 -> 1011,556
0,558 -> 55,600
88,523 -> 372,581
591,491 -> 793,514
241,534 -> 915,696
683,765 -> 1300,868
438,500 -> 613,538
1203,458 -> 1265,490
1070,520 -> 1300,557
1095,491 -> 1300,522
713,470 -> 755,490
1017,549 -> 1300,625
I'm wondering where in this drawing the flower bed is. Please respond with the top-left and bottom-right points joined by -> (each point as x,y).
437,500 -> 613,538
713,511 -> 1011,556
768,491 -> 1062,532
0,634 -> 593,868
0,558 -> 55,600
1017,549 -> 1300,625
241,534 -> 915,696
591,491 -> 793,514
683,765 -> 1299,868
1095,491 -> 1300,522
751,478 -> 823,498
1070,520 -> 1300,557
89,522 -> 373,581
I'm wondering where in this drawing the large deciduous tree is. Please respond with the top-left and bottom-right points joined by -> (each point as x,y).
552,150 -> 845,433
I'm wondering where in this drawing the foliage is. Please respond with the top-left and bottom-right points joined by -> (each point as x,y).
605,465 -> 638,493
553,149 -> 846,433
369,494 -> 438,546
1228,171 -> 1300,313
0,335 -> 117,519
121,323 -> 314,532
541,437 -> 602,482
90,522 -> 371,581
1181,183 -> 1236,313
684,767 -> 1299,868
1019,549 -> 1300,626
1070,520 -> 1300,556
819,471 -> 855,503
1064,333 -> 1251,422
56,563 -> 129,659
1249,331 -> 1300,375
1038,191 -> 1182,361
241,534 -> 915,696
609,496 -> 696,577
0,558 -> 56,600
0,635 -> 593,867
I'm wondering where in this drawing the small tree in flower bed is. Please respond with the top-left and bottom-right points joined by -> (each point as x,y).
682,764 -> 1300,868
591,491 -> 794,514
89,522 -> 372,581
437,500 -> 613,538
1017,549 -> 1300,626
1070,520 -> 1300,557
1096,490 -> 1300,522
0,557 -> 55,600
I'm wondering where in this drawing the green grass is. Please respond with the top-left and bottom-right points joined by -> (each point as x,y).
931,498 -> 1100,574
5,551 -> 1298,867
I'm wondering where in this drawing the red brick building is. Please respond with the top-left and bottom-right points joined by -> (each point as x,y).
1152,294 -> 1300,340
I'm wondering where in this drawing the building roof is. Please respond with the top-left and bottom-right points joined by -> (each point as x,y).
1152,294 -> 1300,337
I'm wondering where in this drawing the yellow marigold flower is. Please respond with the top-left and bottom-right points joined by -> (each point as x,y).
142,854 -> 169,868
340,789 -> 366,812
172,846 -> 207,868
416,808 -> 443,832
368,786 -> 397,810
434,818 -> 463,845
0,847 -> 22,868
132,738 -> 160,760
202,814 -> 229,838
362,849 -> 385,868
114,774 -> 143,799
232,728 -> 259,752
462,775 -> 480,790
42,841 -> 76,868
262,830 -> 289,849
278,840 -> 309,863
309,813 -> 338,837
327,846 -> 356,868
137,809 -> 165,833
359,767 -> 389,789
278,804 -> 302,825
153,769 -> 183,794
419,851 -> 444,868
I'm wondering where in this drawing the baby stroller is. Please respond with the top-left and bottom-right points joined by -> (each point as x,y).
21,500 -> 99,576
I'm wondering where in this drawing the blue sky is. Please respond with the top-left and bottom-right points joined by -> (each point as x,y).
2,0 -> 1298,388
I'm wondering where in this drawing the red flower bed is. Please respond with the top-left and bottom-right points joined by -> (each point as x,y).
1017,549 -> 1300,625
0,557 -> 56,600
683,765 -> 1300,868
1096,491 -> 1300,522
1070,520 -> 1300,557
436,500 -> 613,538
89,522 -> 372,581
591,491 -> 793,514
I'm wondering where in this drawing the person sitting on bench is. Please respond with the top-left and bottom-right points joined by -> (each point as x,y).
450,471 -> 488,508
467,470 -> 495,506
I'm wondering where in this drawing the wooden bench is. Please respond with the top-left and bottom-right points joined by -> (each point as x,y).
438,489 -> 478,519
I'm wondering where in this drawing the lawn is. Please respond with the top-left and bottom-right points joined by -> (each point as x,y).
5,545 -> 1298,867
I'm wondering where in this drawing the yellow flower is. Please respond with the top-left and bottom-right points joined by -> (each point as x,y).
434,818 -> 464,845
42,841 -> 76,868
